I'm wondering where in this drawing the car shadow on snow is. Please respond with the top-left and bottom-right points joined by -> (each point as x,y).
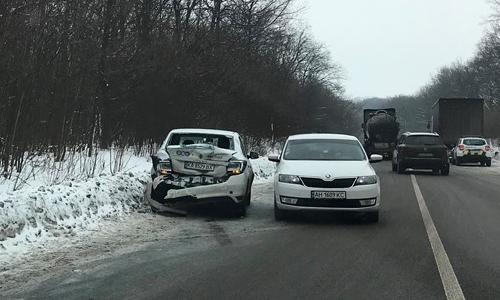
153,203 -> 247,221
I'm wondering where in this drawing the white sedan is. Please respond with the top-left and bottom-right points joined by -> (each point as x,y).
269,134 -> 382,222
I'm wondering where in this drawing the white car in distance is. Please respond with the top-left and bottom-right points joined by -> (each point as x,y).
269,134 -> 382,222
452,137 -> 494,167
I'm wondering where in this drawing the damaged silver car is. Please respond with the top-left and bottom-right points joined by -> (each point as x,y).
146,129 -> 258,216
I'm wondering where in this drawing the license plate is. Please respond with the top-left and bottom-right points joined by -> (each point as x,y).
471,151 -> 481,155
184,161 -> 215,171
418,153 -> 434,157
311,191 -> 346,200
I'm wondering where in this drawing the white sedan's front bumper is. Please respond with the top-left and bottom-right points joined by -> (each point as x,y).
275,181 -> 380,212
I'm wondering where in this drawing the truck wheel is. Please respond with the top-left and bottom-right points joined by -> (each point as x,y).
441,165 -> 450,176
397,161 -> 405,174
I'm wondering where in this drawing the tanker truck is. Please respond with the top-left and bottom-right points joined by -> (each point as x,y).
362,109 -> 400,159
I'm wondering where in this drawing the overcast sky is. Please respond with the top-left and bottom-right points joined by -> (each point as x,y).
303,0 -> 492,99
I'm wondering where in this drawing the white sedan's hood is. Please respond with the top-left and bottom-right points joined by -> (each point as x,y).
278,160 -> 375,178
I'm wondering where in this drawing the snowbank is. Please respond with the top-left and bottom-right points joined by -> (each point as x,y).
0,172 -> 150,251
0,152 -> 275,256
251,157 -> 276,183
0,151 -> 151,256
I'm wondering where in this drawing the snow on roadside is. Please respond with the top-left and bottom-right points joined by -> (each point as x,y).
0,152 -> 275,258
251,157 -> 276,183
493,156 -> 500,168
0,151 -> 152,258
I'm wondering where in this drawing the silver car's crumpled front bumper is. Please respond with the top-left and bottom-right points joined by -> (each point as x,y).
148,173 -> 249,208
147,142 -> 252,213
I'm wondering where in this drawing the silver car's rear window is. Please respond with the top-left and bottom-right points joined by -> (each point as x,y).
284,139 -> 366,161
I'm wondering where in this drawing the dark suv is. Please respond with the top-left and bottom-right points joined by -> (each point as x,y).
392,132 -> 450,175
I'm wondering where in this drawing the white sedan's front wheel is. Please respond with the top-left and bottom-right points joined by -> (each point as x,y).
274,200 -> 288,221
366,211 -> 379,223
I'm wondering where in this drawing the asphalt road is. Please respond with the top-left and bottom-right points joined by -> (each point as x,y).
7,161 -> 500,299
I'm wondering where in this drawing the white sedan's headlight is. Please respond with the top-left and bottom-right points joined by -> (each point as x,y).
354,175 -> 378,186
279,174 -> 302,185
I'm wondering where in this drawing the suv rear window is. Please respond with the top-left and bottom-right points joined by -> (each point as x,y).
406,135 -> 441,145
463,139 -> 486,146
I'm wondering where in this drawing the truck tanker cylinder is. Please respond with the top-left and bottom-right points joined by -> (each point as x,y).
362,109 -> 400,159
366,112 -> 399,142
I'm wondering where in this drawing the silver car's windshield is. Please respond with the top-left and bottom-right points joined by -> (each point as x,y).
284,139 -> 366,161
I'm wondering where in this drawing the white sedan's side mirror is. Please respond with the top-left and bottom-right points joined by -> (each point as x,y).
268,154 -> 280,163
369,154 -> 383,163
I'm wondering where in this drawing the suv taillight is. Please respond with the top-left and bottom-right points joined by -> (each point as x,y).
458,144 -> 465,151
485,145 -> 491,152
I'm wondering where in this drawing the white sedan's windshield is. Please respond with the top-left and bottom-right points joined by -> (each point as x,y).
284,139 -> 366,161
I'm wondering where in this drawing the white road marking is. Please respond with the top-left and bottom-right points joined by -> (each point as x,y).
411,175 -> 465,300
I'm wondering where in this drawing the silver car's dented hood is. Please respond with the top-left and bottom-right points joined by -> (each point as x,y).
167,144 -> 237,177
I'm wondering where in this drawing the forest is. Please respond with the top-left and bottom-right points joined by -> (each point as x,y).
0,0 -> 358,176
2,0 -> 500,179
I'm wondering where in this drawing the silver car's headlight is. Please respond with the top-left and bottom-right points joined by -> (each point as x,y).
354,175 -> 378,186
279,174 -> 302,185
